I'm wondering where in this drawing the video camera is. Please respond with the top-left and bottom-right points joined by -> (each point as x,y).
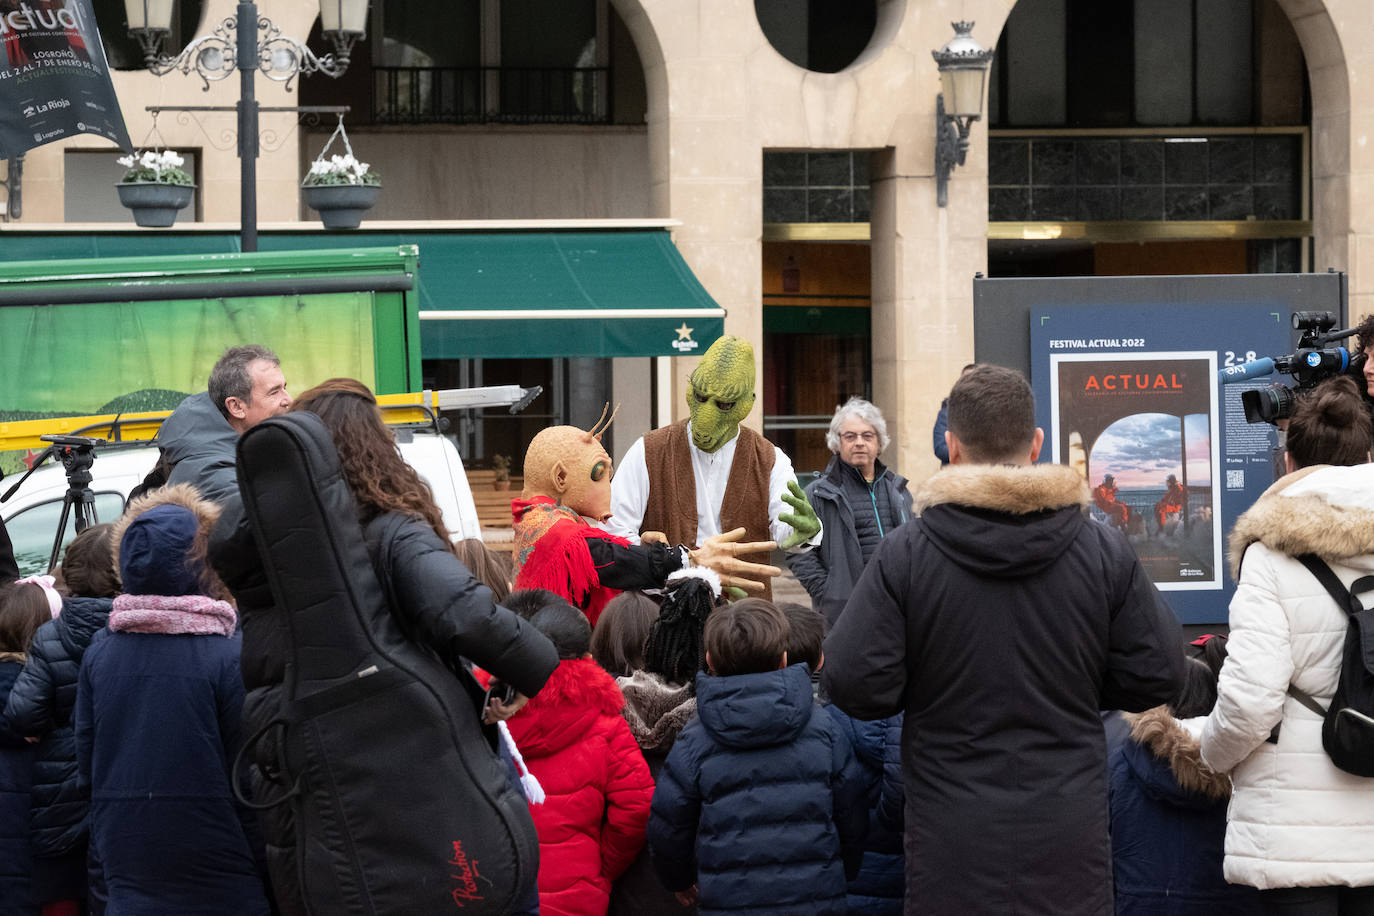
1217,311 -> 1366,424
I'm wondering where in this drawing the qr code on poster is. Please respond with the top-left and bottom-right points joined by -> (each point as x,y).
1226,469 -> 1245,489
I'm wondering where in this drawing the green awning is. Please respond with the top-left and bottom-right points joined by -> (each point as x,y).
0,227 -> 726,359
406,232 -> 725,359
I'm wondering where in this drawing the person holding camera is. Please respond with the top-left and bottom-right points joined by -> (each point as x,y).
1354,314 -> 1374,429
1201,375 -> 1374,915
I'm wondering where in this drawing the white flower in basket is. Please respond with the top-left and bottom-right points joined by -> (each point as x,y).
303,153 -> 380,187
117,149 -> 193,186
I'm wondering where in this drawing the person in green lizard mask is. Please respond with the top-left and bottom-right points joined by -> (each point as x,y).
607,335 -> 822,600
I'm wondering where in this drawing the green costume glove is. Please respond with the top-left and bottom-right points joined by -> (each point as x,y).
724,586 -> 749,601
778,479 -> 821,550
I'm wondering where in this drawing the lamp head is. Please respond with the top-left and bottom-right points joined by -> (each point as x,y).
124,0 -> 174,32
932,21 -> 993,120
319,0 -> 369,65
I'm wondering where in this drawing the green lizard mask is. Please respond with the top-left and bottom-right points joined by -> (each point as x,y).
687,335 -> 756,453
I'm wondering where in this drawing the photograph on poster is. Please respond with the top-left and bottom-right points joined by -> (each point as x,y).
1051,351 -> 1223,590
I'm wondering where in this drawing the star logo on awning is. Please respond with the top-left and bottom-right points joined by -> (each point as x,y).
675,323 -> 694,341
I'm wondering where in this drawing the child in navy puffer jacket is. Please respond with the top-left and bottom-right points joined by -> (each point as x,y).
1108,638 -> 1261,916
75,486 -> 271,915
779,602 -> 905,916
4,523 -> 119,916
648,598 -> 867,916
0,577 -> 52,915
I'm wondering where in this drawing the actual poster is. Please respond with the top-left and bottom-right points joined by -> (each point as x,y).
1051,351 -> 1222,590
0,0 -> 131,158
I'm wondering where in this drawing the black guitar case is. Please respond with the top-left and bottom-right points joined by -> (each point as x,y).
232,412 -> 537,914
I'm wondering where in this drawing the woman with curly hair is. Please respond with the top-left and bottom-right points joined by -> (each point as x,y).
211,378 -> 556,916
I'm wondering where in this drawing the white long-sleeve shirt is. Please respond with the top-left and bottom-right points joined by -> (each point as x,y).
608,422 -> 820,552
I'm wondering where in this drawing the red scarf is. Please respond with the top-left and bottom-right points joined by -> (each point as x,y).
512,496 -> 628,625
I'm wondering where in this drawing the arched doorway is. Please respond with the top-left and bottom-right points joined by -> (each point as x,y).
983,0 -> 1331,280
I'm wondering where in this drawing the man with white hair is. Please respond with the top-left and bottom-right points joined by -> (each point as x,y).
788,397 -> 912,625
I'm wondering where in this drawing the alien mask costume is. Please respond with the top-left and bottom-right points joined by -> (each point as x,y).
607,336 -> 821,600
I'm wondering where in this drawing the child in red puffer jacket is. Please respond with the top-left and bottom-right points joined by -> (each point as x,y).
508,600 -> 654,916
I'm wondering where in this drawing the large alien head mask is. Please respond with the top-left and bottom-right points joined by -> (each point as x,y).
687,335 -> 755,453
522,406 -> 618,522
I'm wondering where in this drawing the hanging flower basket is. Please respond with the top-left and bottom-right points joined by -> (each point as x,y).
302,181 -> 380,230
302,119 -> 380,230
116,150 -> 194,228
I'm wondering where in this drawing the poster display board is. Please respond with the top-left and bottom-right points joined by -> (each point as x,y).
1049,351 -> 1220,590
974,274 -> 1345,624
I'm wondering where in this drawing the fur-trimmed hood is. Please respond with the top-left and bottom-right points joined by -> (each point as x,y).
110,483 -> 231,601
1227,463 -> 1374,579
1122,706 -> 1231,803
617,669 -> 697,754
916,463 -> 1093,579
915,463 -> 1089,516
506,657 -> 625,757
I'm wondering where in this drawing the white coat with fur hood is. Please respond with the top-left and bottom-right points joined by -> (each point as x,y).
1200,463 -> 1374,890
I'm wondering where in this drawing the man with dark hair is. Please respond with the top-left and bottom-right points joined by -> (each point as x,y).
823,363 -> 1184,916
158,345 -> 292,503
206,344 -> 291,431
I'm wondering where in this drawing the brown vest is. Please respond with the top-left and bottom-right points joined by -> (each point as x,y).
641,420 -> 776,599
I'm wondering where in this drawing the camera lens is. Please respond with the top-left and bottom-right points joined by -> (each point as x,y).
1241,384 -> 1296,424
1292,310 -> 1336,331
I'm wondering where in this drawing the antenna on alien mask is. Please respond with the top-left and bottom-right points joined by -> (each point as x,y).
586,402 -> 621,442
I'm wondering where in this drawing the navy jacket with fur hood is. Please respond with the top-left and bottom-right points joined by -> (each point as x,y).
3,596 -> 112,856
75,485 -> 271,915
1109,707 -> 1261,915
823,464 -> 1185,916
647,663 -> 867,916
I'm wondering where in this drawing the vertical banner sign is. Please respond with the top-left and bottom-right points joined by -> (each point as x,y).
0,0 -> 131,158
1030,303 -> 1295,624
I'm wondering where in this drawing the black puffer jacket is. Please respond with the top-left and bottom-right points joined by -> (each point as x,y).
823,463 -> 1184,916
790,456 -> 911,626
211,485 -> 558,915
2,596 -> 112,856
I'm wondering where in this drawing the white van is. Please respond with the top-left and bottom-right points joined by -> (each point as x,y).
1,427 -> 481,577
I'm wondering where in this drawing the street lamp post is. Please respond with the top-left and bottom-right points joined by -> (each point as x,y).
931,22 -> 994,208
125,0 -> 368,251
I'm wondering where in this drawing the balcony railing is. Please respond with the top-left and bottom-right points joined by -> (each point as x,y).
373,66 -> 612,125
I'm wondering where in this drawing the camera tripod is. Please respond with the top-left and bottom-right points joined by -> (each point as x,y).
1,434 -> 106,572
